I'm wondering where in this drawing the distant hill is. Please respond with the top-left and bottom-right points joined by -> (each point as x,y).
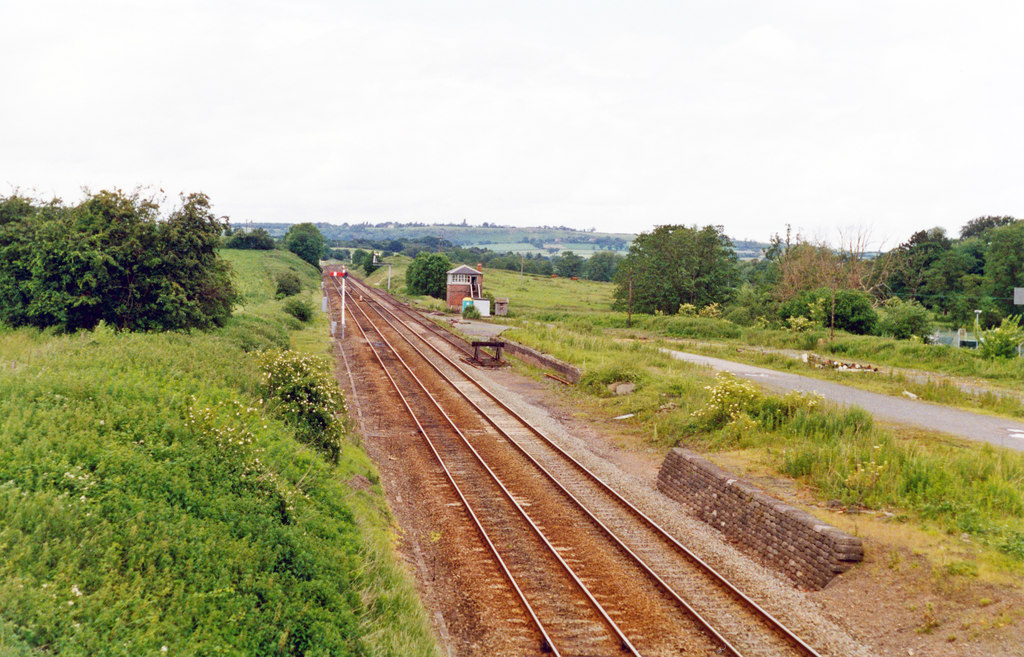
246,222 -> 633,256
242,221 -> 769,259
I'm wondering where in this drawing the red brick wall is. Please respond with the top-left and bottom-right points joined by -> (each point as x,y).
446,284 -> 473,310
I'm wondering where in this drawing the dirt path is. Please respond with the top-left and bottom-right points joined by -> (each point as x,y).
662,348 -> 1024,452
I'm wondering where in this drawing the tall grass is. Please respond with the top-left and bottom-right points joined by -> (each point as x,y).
0,251 -> 439,656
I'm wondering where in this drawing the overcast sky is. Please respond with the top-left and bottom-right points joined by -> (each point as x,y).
2,1 -> 1022,246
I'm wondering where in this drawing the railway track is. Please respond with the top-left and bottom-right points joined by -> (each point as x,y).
328,274 -> 827,657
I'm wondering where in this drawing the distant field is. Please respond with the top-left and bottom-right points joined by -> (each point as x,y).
358,257 -> 617,317
483,268 -> 616,316
469,242 -> 628,256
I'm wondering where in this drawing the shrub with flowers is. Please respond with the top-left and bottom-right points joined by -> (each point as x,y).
258,350 -> 347,462
692,373 -> 824,432
691,373 -> 763,429
697,302 -> 722,319
978,314 -> 1024,359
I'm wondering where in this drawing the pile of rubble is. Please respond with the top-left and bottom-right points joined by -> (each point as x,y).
801,353 -> 878,372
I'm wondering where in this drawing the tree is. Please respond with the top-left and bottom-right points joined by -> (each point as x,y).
984,221 -> 1024,316
362,253 -> 379,276
612,225 -> 738,314
885,228 -> 952,303
0,190 -> 238,332
351,249 -> 369,268
405,253 -> 451,299
960,215 -> 1017,240
583,251 -> 622,282
780,288 -> 878,335
554,250 -> 583,278
225,227 -> 275,250
773,229 -> 885,338
284,223 -> 326,267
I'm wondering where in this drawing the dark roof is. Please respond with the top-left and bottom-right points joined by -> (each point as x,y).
447,265 -> 481,275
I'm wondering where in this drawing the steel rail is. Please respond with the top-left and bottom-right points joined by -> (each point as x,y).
333,278 -> 639,656
327,281 -> 560,657
347,275 -> 825,657
354,285 -> 744,655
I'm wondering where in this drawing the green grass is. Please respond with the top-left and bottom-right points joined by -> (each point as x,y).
0,250 -> 439,656
420,271 -> 1024,572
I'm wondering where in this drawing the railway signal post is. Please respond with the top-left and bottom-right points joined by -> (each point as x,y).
330,268 -> 348,338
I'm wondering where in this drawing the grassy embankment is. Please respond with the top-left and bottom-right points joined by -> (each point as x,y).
406,268 -> 1024,578
0,249 -> 438,656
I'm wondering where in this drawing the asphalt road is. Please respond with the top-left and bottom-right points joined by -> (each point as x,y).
662,348 -> 1024,453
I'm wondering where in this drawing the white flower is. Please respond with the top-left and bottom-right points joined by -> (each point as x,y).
71,584 -> 82,596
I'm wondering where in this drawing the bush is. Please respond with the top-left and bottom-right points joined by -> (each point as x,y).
691,374 -> 763,429
283,297 -> 314,323
275,271 -> 302,297
780,288 -> 878,335
406,252 -> 451,299
224,227 -> 275,250
692,373 -> 824,432
878,297 -> 933,340
462,304 -> 481,320
786,316 -> 815,333
979,315 -> 1024,359
698,302 -> 722,318
258,350 -> 346,462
